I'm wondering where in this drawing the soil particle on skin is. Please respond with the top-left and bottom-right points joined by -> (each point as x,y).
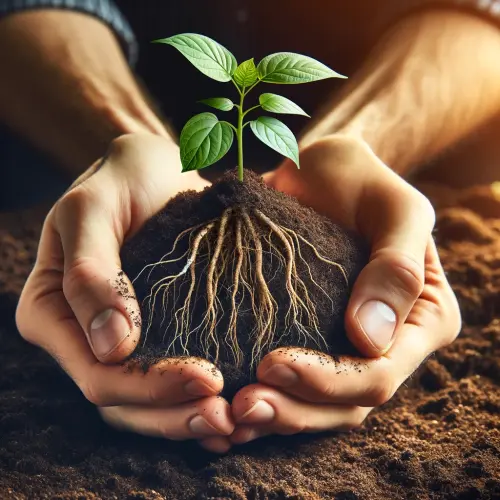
0,180 -> 500,499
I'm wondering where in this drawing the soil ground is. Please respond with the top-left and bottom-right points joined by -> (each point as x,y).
0,181 -> 499,500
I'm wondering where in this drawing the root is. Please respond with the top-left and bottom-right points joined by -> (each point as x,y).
242,210 -> 278,366
254,210 -> 327,350
226,217 -> 244,366
133,222 -> 206,285
137,206 -> 349,367
142,222 -> 214,346
199,209 -> 231,361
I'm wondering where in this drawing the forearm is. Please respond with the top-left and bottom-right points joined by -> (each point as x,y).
302,8 -> 500,176
0,10 -> 169,175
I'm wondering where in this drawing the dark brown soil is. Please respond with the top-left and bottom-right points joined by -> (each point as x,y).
120,171 -> 368,397
0,181 -> 499,500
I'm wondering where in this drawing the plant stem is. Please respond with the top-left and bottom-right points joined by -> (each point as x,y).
237,88 -> 245,181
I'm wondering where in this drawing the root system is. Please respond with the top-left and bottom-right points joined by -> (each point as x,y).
134,206 -> 349,368
121,170 -> 368,393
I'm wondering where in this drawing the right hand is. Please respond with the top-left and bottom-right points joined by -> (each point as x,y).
16,133 -> 234,453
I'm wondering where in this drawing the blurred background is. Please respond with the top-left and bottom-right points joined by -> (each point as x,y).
2,0 -> 500,210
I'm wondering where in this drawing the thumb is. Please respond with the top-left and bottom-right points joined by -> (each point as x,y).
345,179 -> 436,357
54,159 -> 140,364
52,134 -> 194,364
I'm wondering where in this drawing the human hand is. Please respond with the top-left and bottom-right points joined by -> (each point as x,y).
16,134 -> 234,453
229,135 -> 461,444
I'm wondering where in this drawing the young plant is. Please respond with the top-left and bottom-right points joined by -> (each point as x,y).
135,34 -> 351,368
153,33 -> 346,181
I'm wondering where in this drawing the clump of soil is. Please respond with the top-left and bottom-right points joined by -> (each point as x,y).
1,181 -> 500,499
121,170 -> 368,396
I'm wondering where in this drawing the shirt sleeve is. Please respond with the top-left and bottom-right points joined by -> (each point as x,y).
0,0 -> 138,65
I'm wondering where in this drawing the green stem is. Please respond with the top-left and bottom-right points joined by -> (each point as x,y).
234,77 -> 261,181
244,79 -> 260,96
243,104 -> 261,118
231,78 -> 243,96
237,89 -> 245,181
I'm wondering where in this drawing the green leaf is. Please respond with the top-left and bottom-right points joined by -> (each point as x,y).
259,93 -> 309,117
233,58 -> 258,87
199,97 -> 234,111
180,113 -> 234,172
153,33 -> 237,82
257,52 -> 346,84
250,116 -> 300,168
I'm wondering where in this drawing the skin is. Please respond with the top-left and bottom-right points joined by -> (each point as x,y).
7,7 -> 500,452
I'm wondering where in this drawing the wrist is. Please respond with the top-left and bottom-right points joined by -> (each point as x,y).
0,9 -> 173,176
99,95 -> 171,143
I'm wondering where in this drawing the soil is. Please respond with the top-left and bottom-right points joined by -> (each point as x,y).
1,179 -> 500,499
120,171 -> 368,397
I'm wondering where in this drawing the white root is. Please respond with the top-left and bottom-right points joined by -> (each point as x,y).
242,210 -> 278,366
136,207 -> 348,367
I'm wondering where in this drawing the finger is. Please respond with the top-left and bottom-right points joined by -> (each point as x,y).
257,347 -> 394,407
345,178 -> 436,357
258,241 -> 459,404
230,384 -> 371,444
257,241 -> 460,407
385,238 -> 461,378
85,357 -> 225,407
18,290 -> 224,406
99,396 -> 234,440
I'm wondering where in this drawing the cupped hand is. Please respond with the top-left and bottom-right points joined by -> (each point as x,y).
16,133 -> 234,453
229,135 -> 461,444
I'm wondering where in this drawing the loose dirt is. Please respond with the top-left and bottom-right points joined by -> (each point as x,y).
0,180 -> 499,500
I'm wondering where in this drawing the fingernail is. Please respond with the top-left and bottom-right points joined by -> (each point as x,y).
262,364 -> 298,387
189,415 -> 220,435
184,380 -> 216,397
356,300 -> 396,351
240,401 -> 275,424
90,308 -> 130,358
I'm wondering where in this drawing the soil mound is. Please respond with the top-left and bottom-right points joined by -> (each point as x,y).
121,171 -> 368,397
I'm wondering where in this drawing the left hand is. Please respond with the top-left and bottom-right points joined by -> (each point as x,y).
228,135 -> 461,444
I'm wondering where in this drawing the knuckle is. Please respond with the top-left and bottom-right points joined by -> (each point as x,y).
443,291 -> 462,346
321,378 -> 338,400
15,294 -> 33,342
156,421 -> 175,440
147,384 -> 167,405
347,407 -> 370,430
412,191 -> 436,228
108,133 -> 145,153
280,419 -> 306,435
57,184 -> 92,219
365,370 -> 395,407
387,253 -> 425,300
62,258 -> 100,304
108,133 -> 170,165
82,381 -> 107,407
15,281 -> 43,346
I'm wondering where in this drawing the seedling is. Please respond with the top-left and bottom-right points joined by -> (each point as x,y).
134,34 -> 351,368
153,33 -> 346,181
